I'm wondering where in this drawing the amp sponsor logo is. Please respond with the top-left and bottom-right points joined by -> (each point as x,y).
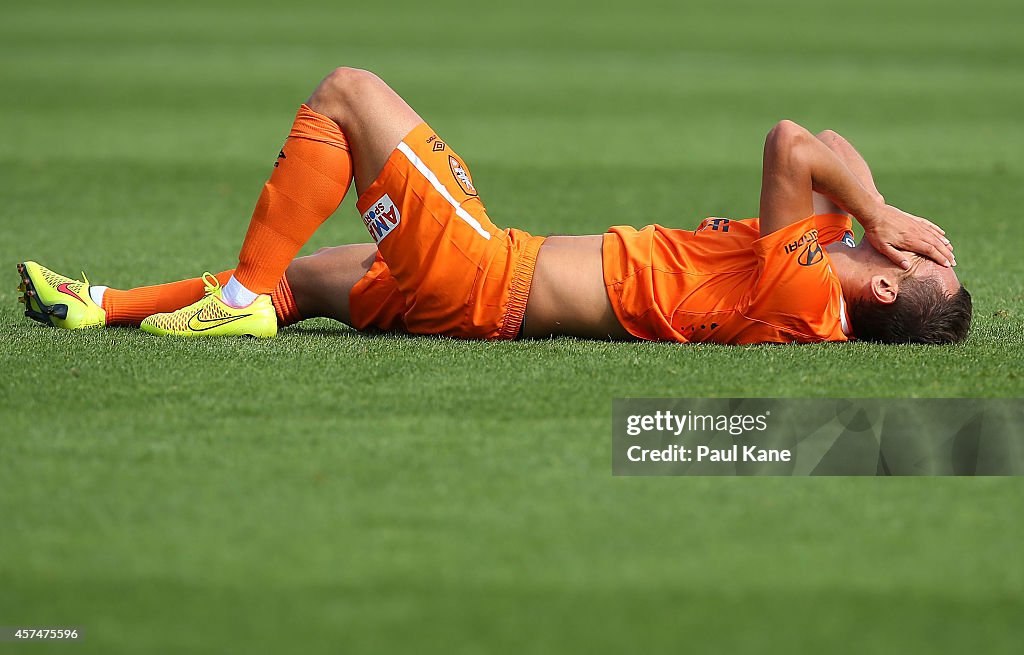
362,194 -> 401,243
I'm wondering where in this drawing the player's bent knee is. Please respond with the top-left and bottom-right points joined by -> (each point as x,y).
325,66 -> 381,93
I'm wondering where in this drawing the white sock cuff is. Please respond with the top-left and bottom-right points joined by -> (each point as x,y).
89,285 -> 108,306
221,276 -> 259,308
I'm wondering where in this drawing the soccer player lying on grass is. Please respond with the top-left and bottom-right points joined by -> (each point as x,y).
18,68 -> 971,344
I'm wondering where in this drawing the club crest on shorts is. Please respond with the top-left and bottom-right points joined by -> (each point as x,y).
362,194 -> 401,243
449,155 -> 477,196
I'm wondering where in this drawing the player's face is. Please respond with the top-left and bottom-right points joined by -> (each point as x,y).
903,254 -> 961,296
848,241 -> 962,302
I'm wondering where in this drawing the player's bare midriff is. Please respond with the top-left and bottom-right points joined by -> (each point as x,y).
523,235 -> 632,339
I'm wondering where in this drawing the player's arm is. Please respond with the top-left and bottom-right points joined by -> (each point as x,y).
758,120 -> 954,269
812,129 -> 884,214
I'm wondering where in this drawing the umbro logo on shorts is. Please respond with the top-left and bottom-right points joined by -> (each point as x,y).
362,194 -> 401,243
426,134 -> 446,152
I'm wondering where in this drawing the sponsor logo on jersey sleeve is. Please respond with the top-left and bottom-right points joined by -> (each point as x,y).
798,241 -> 824,266
362,194 -> 401,243
783,229 -> 824,267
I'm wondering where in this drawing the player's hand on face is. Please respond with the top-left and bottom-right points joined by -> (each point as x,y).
862,204 -> 955,270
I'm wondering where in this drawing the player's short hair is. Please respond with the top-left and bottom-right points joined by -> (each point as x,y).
849,277 -> 972,344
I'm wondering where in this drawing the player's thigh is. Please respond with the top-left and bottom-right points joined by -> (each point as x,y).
353,122 -> 514,337
306,68 -> 422,197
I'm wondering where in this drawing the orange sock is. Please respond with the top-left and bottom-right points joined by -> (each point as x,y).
234,104 -> 352,294
270,274 -> 303,327
102,271 -> 304,327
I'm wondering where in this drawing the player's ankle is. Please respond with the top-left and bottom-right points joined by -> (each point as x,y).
221,276 -> 259,308
89,285 -> 108,306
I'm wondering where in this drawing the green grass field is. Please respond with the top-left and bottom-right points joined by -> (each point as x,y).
2,0 -> 1023,652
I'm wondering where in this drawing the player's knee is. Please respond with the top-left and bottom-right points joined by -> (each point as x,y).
309,67 -> 384,117
325,66 -> 382,94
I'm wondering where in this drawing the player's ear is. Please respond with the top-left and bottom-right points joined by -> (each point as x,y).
869,274 -> 898,305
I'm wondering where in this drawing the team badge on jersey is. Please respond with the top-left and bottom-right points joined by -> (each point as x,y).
449,155 -> 477,196
362,194 -> 401,243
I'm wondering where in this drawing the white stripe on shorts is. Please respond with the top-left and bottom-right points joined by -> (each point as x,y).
396,141 -> 491,240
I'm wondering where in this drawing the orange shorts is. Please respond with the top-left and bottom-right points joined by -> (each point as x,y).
349,123 -> 544,340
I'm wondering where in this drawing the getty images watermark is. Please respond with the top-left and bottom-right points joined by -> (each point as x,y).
625,409 -> 777,463
612,398 -> 1024,476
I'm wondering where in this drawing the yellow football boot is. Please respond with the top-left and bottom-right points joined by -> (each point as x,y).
17,261 -> 106,329
140,273 -> 277,337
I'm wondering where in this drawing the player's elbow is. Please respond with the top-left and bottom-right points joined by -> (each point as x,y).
764,120 -> 814,169
766,120 -> 812,148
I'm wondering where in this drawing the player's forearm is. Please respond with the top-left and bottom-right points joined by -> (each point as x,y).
759,120 -> 953,266
804,127 -> 954,267
803,134 -> 884,228
815,130 -> 884,204
759,120 -> 883,235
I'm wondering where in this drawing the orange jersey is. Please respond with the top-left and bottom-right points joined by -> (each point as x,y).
602,214 -> 855,344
